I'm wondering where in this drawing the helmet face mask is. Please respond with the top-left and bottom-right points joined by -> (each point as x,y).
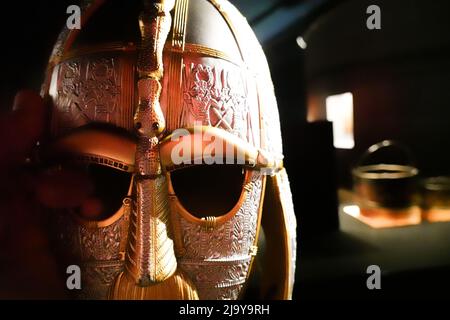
42,0 -> 296,300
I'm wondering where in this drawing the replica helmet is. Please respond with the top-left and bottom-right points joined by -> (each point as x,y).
41,0 -> 296,300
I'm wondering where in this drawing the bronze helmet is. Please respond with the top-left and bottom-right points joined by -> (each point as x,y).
41,0 -> 297,300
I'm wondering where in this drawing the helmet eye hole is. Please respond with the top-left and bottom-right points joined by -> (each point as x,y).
77,164 -> 132,221
170,165 -> 246,218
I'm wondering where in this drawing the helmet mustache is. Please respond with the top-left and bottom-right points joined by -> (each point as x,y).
110,268 -> 199,300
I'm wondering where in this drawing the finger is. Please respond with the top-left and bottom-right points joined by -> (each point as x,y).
36,172 -> 106,220
35,170 -> 95,209
0,196 -> 67,299
79,197 -> 104,220
0,90 -> 47,168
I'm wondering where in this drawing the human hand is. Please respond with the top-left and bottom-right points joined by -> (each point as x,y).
0,90 -> 98,299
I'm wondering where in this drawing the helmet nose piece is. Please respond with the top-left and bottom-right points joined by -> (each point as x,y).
124,0 -> 175,286
134,78 -> 166,137
123,174 -> 177,285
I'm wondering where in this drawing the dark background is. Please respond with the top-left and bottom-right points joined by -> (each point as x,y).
1,0 -> 450,301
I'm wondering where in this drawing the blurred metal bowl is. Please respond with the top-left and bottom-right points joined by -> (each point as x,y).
421,176 -> 450,209
353,141 -> 419,209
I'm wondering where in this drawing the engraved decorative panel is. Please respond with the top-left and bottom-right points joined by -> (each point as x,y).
50,54 -> 135,135
52,212 -> 129,299
79,261 -> 124,300
180,258 -> 250,300
175,171 -> 263,300
179,61 -> 253,143
79,222 -> 122,261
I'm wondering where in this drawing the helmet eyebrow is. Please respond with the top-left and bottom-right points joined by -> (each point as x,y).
160,126 -> 283,174
42,127 -> 137,173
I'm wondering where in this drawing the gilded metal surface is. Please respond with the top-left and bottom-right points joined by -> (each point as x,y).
79,261 -> 124,300
116,0 -> 178,290
61,42 -> 136,62
170,171 -> 263,300
46,0 -> 97,68
182,63 -> 248,139
42,0 -> 105,95
52,204 -> 130,299
43,0 -> 296,300
206,0 -> 283,155
165,43 -> 242,67
161,57 -> 261,148
123,175 -> 177,285
49,54 -> 135,134
275,169 -> 297,299
49,128 -> 136,173
165,0 -> 189,131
